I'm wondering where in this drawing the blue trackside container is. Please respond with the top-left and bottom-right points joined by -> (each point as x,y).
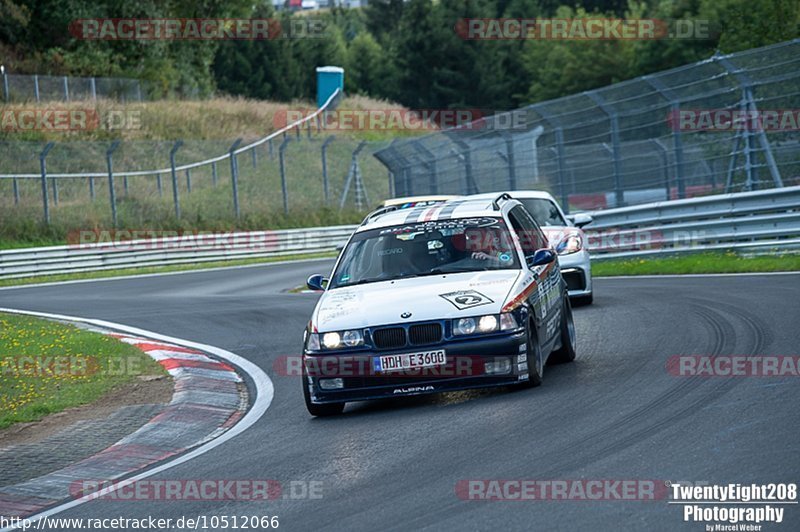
316,66 -> 344,108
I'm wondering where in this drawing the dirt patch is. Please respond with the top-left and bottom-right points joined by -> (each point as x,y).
0,374 -> 173,447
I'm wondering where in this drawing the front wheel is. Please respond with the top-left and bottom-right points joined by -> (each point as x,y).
302,367 -> 345,416
519,321 -> 543,388
549,295 -> 576,364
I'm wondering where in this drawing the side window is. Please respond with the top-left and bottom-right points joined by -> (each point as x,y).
509,206 -> 546,254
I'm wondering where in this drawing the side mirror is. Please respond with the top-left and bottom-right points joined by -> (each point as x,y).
307,274 -> 328,291
527,248 -> 556,268
571,213 -> 593,228
335,243 -> 345,253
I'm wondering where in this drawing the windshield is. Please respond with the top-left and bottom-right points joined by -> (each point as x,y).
519,198 -> 567,227
330,217 -> 520,289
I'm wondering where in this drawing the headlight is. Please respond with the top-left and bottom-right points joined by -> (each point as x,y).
557,233 -> 583,255
342,330 -> 364,347
478,315 -> 498,332
454,314 -> 518,335
322,332 -> 341,349
321,330 -> 364,350
454,317 -> 476,335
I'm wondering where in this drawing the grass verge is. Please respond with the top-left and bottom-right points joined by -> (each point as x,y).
592,251 -> 800,276
0,313 -> 167,429
0,251 -> 337,288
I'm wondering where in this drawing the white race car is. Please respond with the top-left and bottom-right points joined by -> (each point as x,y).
498,191 -> 594,305
302,194 -> 577,416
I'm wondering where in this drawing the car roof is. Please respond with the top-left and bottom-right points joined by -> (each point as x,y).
379,195 -> 461,207
358,196 -> 512,232
470,190 -> 557,202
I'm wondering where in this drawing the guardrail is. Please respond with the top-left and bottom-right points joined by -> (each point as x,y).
0,226 -> 357,280
587,185 -> 800,259
0,186 -> 797,280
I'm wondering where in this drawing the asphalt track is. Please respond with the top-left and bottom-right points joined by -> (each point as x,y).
1,262 -> 798,531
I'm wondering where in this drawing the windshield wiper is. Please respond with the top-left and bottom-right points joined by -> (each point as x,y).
341,273 -> 420,287
428,267 -> 485,275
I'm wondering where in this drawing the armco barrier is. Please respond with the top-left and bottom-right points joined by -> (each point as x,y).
587,185 -> 800,259
0,187 -> 798,280
0,226 -> 357,280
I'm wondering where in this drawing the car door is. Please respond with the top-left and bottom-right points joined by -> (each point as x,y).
508,206 -> 562,347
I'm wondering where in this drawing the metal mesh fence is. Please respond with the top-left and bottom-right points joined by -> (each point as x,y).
2,74 -> 145,103
374,39 -> 800,212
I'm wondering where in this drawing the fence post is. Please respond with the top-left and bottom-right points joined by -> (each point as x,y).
451,139 -> 477,195
106,140 -> 122,227
3,73 -> 9,102
156,172 -> 163,196
63,76 -> 69,101
39,142 -> 55,224
34,74 -> 40,103
585,90 -> 623,207
643,76 -> 686,199
169,140 -> 183,219
89,175 -> 95,200
90,77 -> 97,100
251,147 -> 258,168
123,175 -> 129,196
229,138 -> 243,218
268,139 -> 274,160
411,141 -> 437,194
715,54 -> 783,189
339,141 -> 369,210
279,137 -> 292,215
185,168 -> 192,193
136,82 -> 142,102
321,136 -> 335,204
51,169 -> 59,206
652,139 -> 671,200
211,161 -> 218,186
502,132 -> 517,190
13,177 -> 20,205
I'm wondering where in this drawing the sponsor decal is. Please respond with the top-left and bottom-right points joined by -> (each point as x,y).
439,290 -> 494,310
393,385 -> 435,394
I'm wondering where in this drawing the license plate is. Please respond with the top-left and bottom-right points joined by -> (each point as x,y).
375,350 -> 446,372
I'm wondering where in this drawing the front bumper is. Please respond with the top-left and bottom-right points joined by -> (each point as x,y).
305,330 -> 528,404
558,249 -> 592,298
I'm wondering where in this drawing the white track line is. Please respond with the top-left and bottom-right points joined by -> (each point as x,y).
0,256 -> 334,292
0,307 -> 274,532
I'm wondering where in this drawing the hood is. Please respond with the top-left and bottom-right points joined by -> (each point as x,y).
312,270 -> 522,332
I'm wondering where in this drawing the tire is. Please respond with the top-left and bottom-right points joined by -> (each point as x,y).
549,295 -> 577,364
302,367 -> 345,417
519,320 -> 543,388
571,293 -> 593,306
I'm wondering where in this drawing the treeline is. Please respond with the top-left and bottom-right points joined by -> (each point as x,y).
1,0 -> 798,110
